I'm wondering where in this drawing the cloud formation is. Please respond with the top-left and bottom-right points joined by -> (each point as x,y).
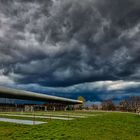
0,0 -> 140,101
6,80 -> 140,102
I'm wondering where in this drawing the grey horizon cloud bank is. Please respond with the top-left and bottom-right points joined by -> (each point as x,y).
0,0 -> 140,101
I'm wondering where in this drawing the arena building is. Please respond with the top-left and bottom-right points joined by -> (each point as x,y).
0,86 -> 82,112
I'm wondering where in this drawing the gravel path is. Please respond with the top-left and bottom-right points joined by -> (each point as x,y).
0,114 -> 74,120
0,117 -> 46,125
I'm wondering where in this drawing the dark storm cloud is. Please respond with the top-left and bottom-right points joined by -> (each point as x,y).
7,80 -> 140,102
0,0 -> 140,87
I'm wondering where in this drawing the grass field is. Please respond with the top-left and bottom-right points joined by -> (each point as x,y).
0,111 -> 139,140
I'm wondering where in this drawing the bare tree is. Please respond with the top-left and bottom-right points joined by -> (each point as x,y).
92,104 -> 98,110
101,100 -> 116,111
120,96 -> 140,113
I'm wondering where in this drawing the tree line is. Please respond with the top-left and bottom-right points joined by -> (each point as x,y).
78,96 -> 140,114
96,96 -> 140,113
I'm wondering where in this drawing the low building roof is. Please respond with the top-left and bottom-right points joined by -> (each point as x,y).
0,86 -> 82,104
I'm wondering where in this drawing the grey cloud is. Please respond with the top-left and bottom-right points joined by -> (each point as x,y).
0,0 -> 139,87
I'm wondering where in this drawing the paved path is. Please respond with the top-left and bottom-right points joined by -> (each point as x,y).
0,114 -> 74,120
43,113 -> 99,117
0,117 -> 46,125
37,114 -> 86,118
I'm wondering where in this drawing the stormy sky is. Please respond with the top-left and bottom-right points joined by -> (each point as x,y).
0,0 -> 140,102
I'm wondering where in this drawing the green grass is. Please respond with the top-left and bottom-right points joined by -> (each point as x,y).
0,111 -> 139,140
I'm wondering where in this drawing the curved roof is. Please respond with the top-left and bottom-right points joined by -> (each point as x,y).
0,86 -> 82,104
